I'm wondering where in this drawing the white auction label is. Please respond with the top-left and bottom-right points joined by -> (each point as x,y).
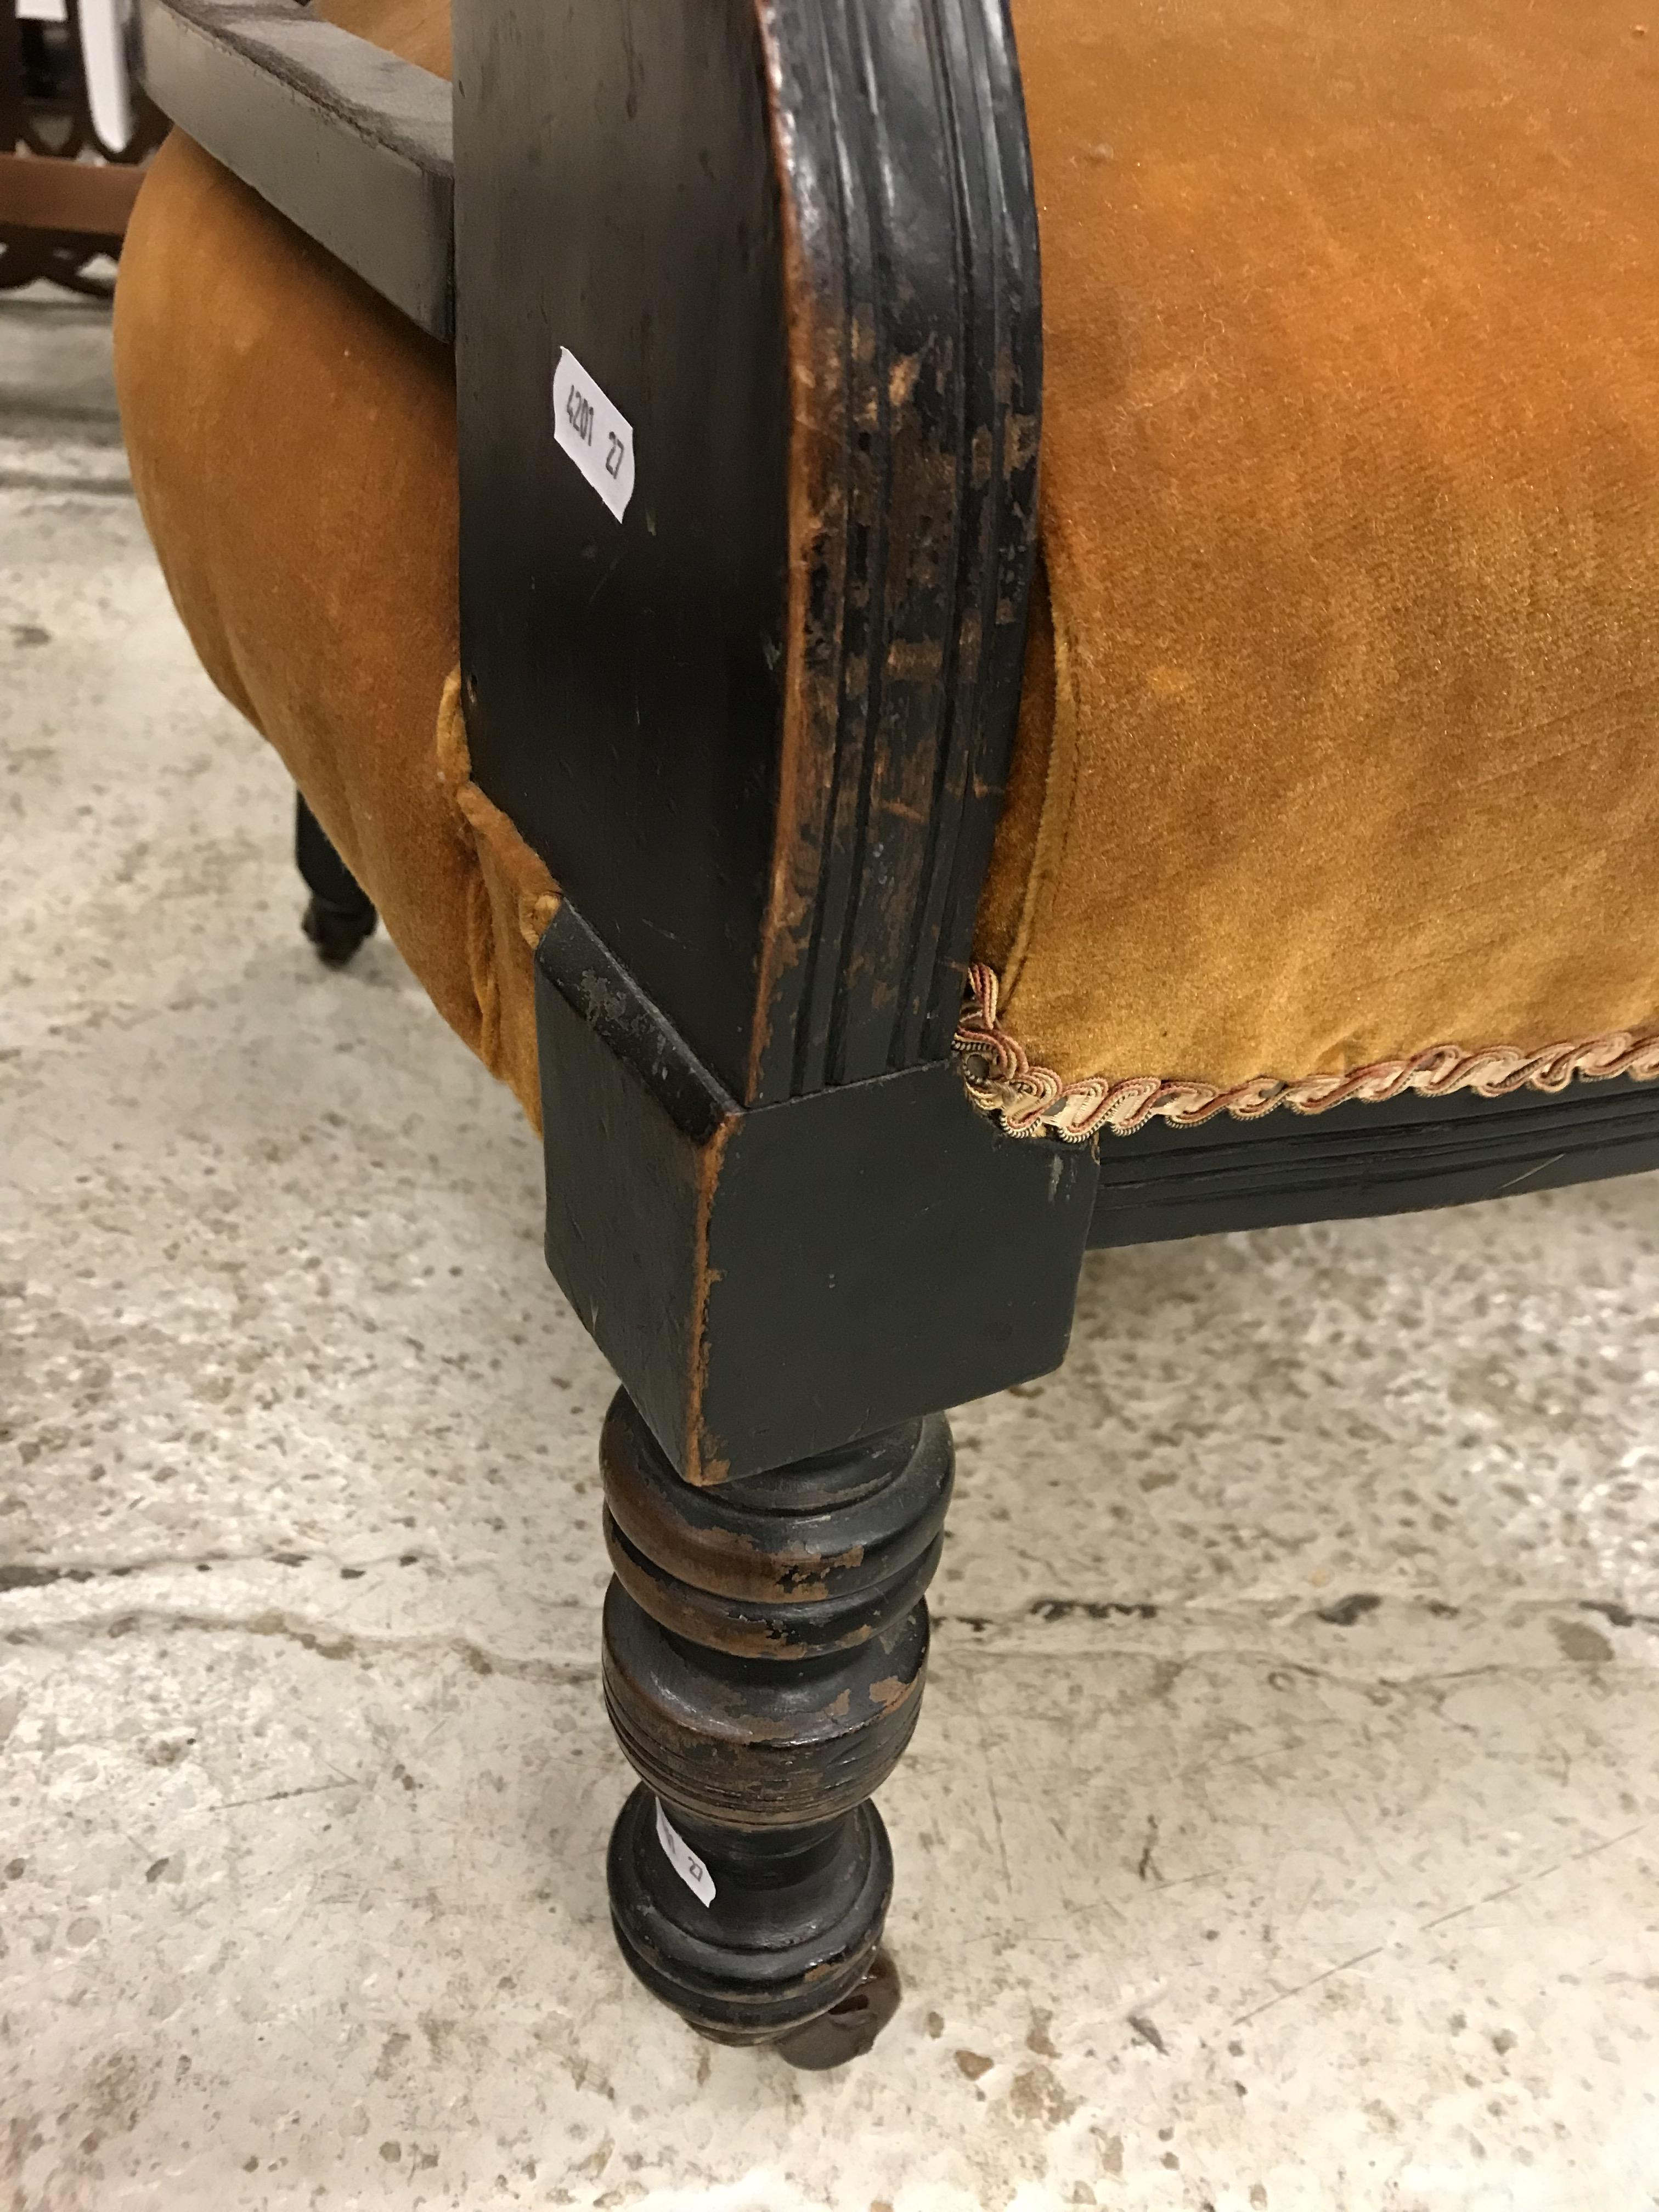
654,1797 -> 716,1908
552,347 -> 636,522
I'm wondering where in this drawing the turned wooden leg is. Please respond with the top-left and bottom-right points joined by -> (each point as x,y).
295,793 -> 377,967
599,1389 -> 953,2046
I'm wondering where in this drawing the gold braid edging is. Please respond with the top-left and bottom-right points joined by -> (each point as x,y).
954,963 -> 1659,1142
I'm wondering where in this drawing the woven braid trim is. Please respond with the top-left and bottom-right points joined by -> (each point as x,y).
955,963 -> 1659,1142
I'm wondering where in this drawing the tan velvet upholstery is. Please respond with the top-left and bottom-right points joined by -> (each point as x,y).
115,0 -> 1659,1135
979,0 -> 1659,1120
110,0 -> 561,1124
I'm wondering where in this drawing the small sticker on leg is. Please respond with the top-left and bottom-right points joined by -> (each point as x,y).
655,1797 -> 716,1907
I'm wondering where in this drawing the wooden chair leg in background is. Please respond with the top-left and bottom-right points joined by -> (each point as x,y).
295,792 -> 377,967
599,1391 -> 953,2053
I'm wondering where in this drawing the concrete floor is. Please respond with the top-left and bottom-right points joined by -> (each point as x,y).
4,287 -> 1659,2212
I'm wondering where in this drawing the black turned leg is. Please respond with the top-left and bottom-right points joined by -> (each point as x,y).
295,793 -> 377,967
599,1390 -> 953,2047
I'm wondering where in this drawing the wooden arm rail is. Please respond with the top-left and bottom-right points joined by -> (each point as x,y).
133,0 -> 453,335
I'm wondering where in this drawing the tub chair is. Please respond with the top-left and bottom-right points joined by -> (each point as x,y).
113,0 -> 1659,2049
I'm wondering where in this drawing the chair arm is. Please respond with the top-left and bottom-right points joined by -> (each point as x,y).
134,0 -> 452,336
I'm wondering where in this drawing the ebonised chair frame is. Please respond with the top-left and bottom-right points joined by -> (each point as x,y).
134,0 -> 1659,2052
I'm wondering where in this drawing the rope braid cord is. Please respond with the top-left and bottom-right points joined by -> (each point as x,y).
955,963 -> 1659,1142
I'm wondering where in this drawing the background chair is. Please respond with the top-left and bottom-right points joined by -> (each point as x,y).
2,0 -> 161,292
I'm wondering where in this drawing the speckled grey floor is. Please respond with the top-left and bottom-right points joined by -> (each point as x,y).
4,290 -> 1659,2212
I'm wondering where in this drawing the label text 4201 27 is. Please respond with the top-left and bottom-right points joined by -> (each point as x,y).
552,347 -> 636,523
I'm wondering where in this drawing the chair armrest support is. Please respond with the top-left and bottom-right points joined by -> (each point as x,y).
134,0 -> 453,335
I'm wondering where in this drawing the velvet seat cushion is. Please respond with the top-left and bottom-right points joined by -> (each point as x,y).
972,0 -> 1659,1134
115,0 -> 1659,1138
